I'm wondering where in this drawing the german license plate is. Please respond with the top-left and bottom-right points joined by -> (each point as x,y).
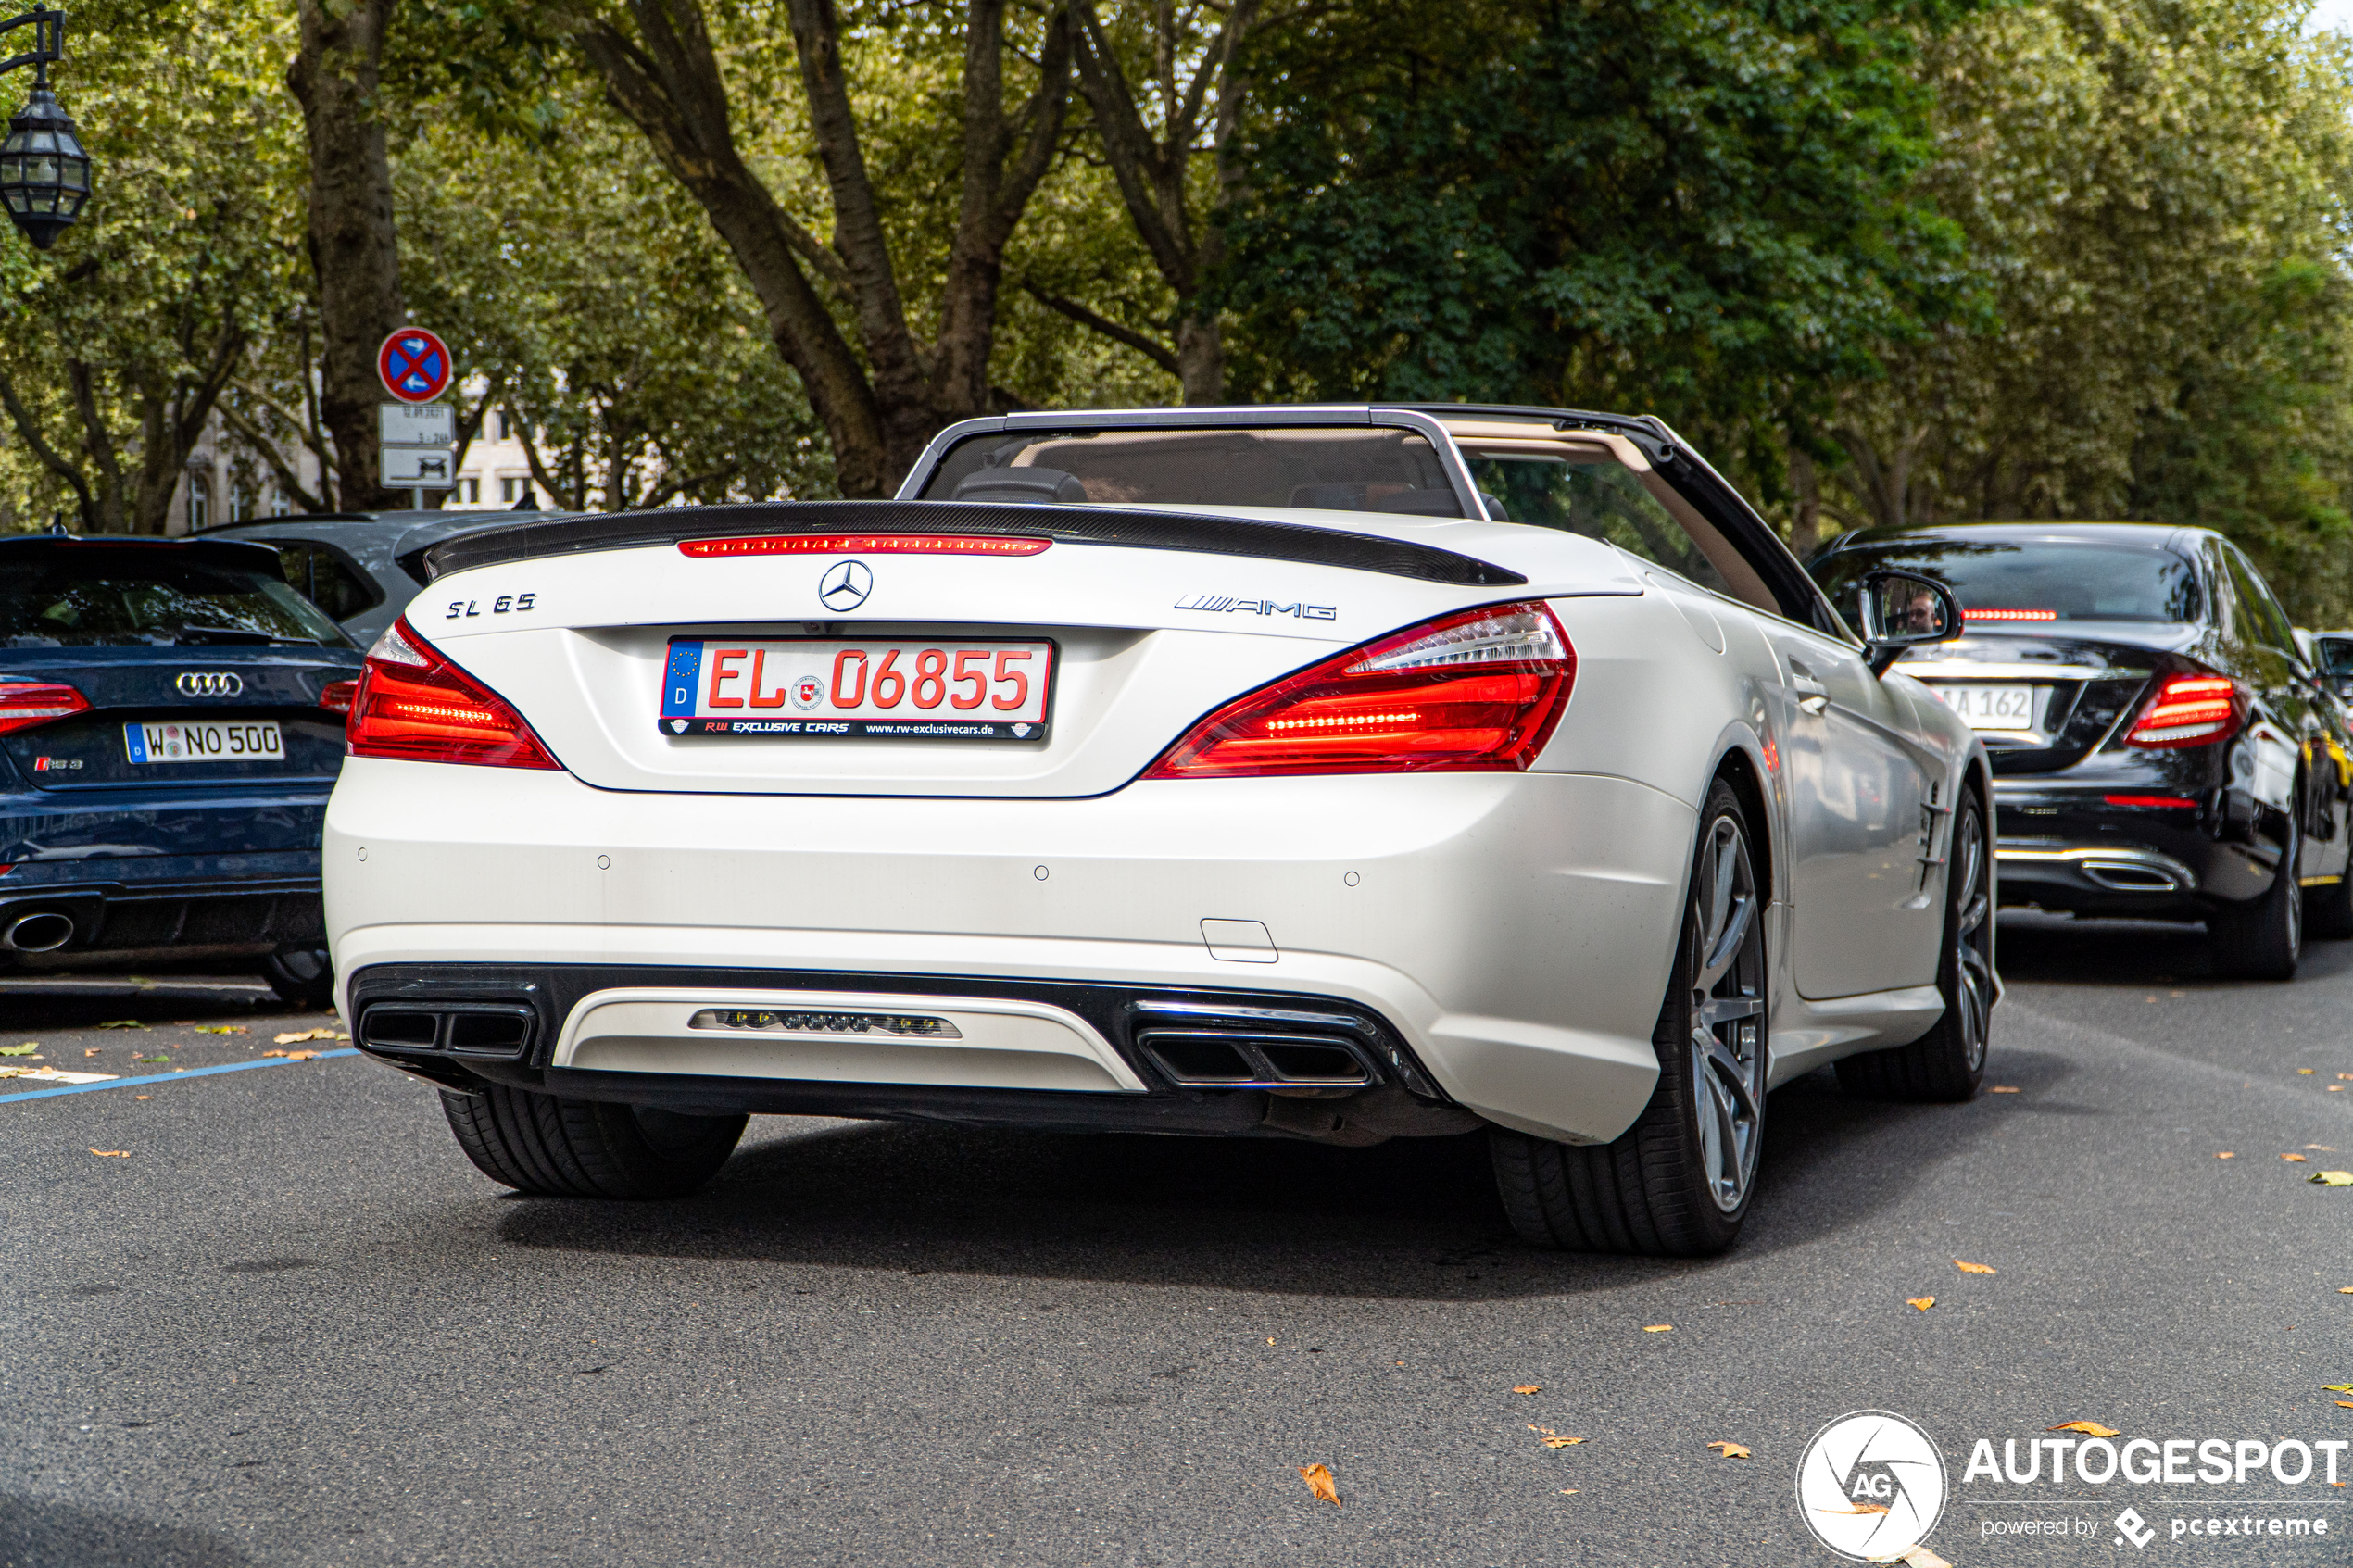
1926,683 -> 2036,731
123,720 -> 284,763
660,638 -> 1055,740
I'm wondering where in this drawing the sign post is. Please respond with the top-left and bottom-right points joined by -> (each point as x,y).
376,329 -> 456,509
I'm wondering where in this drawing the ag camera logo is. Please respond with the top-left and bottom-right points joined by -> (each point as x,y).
1796,1411 -> 1947,1561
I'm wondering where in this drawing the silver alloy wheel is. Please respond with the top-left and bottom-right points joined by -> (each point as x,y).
1690,814 -> 1768,1213
1953,810 -> 1993,1074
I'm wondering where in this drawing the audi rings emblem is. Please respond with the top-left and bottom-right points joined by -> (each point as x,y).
175,671 -> 244,697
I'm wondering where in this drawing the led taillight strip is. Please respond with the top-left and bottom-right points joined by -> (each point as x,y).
679,533 -> 1051,558
1964,608 -> 2058,621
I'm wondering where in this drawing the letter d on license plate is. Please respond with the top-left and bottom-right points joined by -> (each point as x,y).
660,637 -> 1055,741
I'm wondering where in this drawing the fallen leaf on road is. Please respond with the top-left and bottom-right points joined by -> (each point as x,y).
2284,1153 -> 2309,1162
1900,1548 -> 1955,1568
1558,1487 -> 1579,1494
2340,1287 -> 2353,1294
1512,1385 -> 1541,1395
1642,1324 -> 1673,1333
0,1044 -> 38,1057
1528,1425 -> 1585,1448
273,1028 -> 339,1045
135,1056 -> 169,1064
133,1095 -> 149,1100
1907,1297 -> 1936,1311
2332,1085 -> 2347,1091
1954,1261 -> 1996,1274
2323,1385 -> 2352,1393
1706,1441 -> 1752,1459
2340,1074 -> 2353,1082
97,1021 -> 145,1030
2301,1069 -> 2317,1075
1987,1085 -> 2020,1093
1298,1463 -> 1339,1506
2217,1151 -> 2236,1159
194,1025 -> 246,1035
2049,1421 -> 2120,1437
2312,1171 -> 2353,1186
82,1048 -> 100,1058
89,1149 -> 128,1158
2311,1146 -> 2339,1151
261,1049 -> 321,1061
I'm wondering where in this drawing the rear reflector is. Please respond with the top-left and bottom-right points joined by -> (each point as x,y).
679,533 -> 1051,558
2124,673 -> 2241,748
2104,794 -> 2199,809
346,619 -> 561,770
1145,601 -> 1574,778
0,681 -> 91,736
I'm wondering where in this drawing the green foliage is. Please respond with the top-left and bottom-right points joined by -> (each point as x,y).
1822,0 -> 2353,621
1217,0 -> 1982,488
0,0 -> 306,532
394,87 -> 832,506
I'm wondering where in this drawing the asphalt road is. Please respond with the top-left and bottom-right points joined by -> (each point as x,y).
4,920 -> 2350,1568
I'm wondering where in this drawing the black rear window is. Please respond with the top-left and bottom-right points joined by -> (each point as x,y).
917,426 -> 1468,518
0,543 -> 351,648
1810,537 -> 2203,626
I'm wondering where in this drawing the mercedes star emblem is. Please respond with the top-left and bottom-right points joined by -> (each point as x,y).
818,559 -> 874,612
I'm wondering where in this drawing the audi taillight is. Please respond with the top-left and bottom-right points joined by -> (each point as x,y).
346,619 -> 560,770
2124,673 -> 2242,748
1145,602 -> 1575,779
319,679 -> 359,716
0,680 -> 90,736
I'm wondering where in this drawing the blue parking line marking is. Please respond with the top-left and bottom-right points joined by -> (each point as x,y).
0,1047 -> 361,1105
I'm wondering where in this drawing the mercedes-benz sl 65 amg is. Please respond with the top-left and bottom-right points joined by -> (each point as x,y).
324,406 -> 1993,1256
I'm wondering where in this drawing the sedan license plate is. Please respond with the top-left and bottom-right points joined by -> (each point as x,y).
1926,683 -> 2037,731
661,638 -> 1054,741
123,720 -> 284,763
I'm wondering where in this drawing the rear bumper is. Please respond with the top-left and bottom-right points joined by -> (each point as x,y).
323,759 -> 1699,1145
0,852 -> 323,963
1993,784 -> 2276,916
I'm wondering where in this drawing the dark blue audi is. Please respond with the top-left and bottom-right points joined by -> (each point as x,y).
0,532 -> 364,1005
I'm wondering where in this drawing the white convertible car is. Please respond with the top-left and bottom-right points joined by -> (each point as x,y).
324,405 -> 1993,1255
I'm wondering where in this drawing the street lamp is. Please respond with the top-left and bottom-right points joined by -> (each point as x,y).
0,6 -> 89,251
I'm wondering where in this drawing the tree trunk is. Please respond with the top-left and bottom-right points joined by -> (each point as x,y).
288,0 -> 406,512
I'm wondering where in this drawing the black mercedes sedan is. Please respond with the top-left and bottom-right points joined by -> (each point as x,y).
1810,521 -> 2353,979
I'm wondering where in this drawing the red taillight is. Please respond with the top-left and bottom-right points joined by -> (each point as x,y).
1965,608 -> 2058,622
1144,602 -> 1575,779
319,679 -> 359,716
2104,794 -> 2200,809
0,680 -> 91,736
346,619 -> 561,770
2125,673 -> 2242,749
679,534 -> 1051,558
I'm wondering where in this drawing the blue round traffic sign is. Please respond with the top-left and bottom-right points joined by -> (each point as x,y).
377,328 -> 452,404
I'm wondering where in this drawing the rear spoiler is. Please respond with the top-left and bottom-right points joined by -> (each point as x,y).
417,500 -> 1527,588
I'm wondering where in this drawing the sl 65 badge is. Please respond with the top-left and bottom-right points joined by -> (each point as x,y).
446,591 -> 538,619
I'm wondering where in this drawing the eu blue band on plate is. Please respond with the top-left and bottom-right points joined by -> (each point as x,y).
662,643 -> 705,718
123,723 -> 148,764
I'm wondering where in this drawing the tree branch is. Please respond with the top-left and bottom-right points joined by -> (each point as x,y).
218,399 -> 331,513
1019,280 -> 1180,374
0,367 -> 96,521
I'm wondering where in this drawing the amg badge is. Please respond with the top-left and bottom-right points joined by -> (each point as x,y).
1174,596 -> 1337,620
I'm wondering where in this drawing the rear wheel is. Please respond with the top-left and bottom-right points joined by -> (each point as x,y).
260,945 -> 334,1010
1836,790 -> 1993,1102
1491,777 -> 1768,1256
439,1084 -> 746,1198
2210,810 -> 2302,980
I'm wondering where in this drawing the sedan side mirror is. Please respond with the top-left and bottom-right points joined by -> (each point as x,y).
1858,570 -> 1963,677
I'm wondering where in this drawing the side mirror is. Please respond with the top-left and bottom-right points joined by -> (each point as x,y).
1858,570 -> 1963,676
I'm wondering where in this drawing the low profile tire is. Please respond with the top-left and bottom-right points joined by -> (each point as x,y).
2209,811 -> 2302,980
1491,777 -> 1768,1257
259,945 -> 334,1010
2301,847 -> 2353,941
439,1084 -> 747,1199
1836,789 -> 1994,1103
